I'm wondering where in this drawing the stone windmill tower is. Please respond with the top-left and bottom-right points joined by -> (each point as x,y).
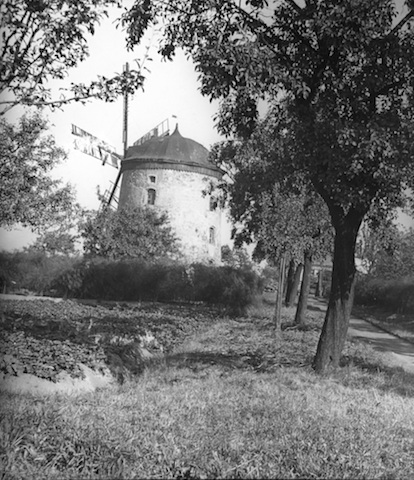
116,121 -> 223,264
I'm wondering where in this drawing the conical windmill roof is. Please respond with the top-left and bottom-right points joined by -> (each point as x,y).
121,125 -> 222,178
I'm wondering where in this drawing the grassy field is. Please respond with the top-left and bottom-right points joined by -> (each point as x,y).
1,294 -> 414,479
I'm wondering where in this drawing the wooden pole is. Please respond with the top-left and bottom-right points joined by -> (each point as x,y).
107,63 -> 129,208
274,252 -> 287,332
123,62 -> 129,158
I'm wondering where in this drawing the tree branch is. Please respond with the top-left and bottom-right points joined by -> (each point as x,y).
284,0 -> 303,14
388,9 -> 414,36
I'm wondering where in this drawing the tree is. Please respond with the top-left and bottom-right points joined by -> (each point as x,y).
119,0 -> 414,372
0,0 -> 145,114
210,113 -> 333,329
29,230 -> 78,256
0,111 -> 77,231
359,221 -> 414,279
28,205 -> 84,256
221,245 -> 253,269
259,184 -> 333,327
80,205 -> 180,261
285,259 -> 303,307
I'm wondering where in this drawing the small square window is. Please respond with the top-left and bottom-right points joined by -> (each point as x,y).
149,175 -> 156,183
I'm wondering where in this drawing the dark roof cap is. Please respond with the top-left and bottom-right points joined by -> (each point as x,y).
123,125 -> 222,177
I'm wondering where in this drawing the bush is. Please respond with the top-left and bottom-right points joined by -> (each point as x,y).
0,251 -> 19,293
2,251 -> 263,314
354,275 -> 414,313
192,264 -> 263,315
51,258 -> 263,314
0,250 -> 79,295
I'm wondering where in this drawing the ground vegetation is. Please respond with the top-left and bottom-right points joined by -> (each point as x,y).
1,294 -> 414,479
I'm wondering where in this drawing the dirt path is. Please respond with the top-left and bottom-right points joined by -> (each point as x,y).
309,298 -> 414,374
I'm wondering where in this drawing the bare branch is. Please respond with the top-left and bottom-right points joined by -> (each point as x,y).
388,9 -> 414,36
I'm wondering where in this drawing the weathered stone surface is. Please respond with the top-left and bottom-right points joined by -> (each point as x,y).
118,128 -> 223,263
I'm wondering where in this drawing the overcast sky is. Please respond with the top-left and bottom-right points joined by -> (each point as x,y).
0,5 -> 228,251
1,2 -> 412,251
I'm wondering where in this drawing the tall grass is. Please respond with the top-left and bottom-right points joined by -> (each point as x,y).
2,364 -> 414,479
1,296 -> 414,479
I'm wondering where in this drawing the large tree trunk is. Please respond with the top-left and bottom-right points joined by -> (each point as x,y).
274,253 -> 287,332
294,251 -> 312,326
286,262 -> 303,307
313,210 -> 364,373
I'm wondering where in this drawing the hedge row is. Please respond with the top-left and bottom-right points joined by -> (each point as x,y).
0,252 -> 263,315
354,275 -> 414,314
0,251 -> 77,295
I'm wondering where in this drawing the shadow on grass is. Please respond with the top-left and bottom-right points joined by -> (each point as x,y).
148,348 -> 414,399
339,355 -> 414,398
162,351 -> 268,372
306,303 -> 327,313
159,350 -> 311,374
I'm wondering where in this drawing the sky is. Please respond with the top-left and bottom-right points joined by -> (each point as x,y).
0,5 -> 229,251
1,1 -> 413,251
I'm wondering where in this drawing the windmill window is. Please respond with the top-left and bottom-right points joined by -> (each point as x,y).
147,188 -> 156,205
209,227 -> 215,245
149,175 -> 156,183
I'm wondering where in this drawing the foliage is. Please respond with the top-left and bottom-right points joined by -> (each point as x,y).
354,275 -> 414,314
0,298 -> 219,381
221,244 -> 253,268
28,205 -> 85,256
211,130 -> 333,326
0,112 -> 78,231
80,205 -> 180,261
28,229 -> 79,256
119,0 -> 414,372
191,263 -> 263,315
358,224 -> 414,279
0,249 -> 79,295
259,184 -> 333,263
1,330 -> 106,382
211,137 -> 333,264
54,258 -> 183,301
0,0 -> 145,114
51,258 -> 263,314
0,251 -> 17,293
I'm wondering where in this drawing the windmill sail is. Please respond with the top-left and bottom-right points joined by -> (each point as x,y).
133,118 -> 171,146
72,124 -> 121,168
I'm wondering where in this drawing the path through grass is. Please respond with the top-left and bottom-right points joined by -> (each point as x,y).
1,296 -> 414,479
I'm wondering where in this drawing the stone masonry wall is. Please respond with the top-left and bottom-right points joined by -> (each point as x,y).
118,168 -> 222,263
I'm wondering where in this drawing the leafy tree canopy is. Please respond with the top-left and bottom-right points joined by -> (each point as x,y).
80,205 -> 180,261
29,230 -> 79,256
0,0 -> 145,114
359,222 -> 414,279
119,0 -> 414,372
221,245 -> 254,269
120,0 -> 414,215
0,111 -> 78,232
210,110 -> 333,264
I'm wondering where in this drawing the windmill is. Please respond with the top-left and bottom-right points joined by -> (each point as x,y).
71,62 -> 174,210
71,63 -> 223,263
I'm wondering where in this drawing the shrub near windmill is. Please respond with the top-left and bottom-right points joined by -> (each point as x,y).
73,115 -> 224,264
